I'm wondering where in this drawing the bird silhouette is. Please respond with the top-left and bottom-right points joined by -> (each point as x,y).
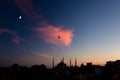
58,35 -> 61,39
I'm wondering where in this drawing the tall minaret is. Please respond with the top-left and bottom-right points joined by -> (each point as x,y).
75,58 -> 77,67
52,57 -> 54,68
70,58 -> 71,67
62,57 -> 64,63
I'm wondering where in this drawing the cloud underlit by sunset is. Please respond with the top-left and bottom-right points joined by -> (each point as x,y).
0,29 -> 16,35
12,36 -> 21,44
0,29 -> 21,44
33,25 -> 73,46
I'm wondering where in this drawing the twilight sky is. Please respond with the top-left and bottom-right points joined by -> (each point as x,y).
1,0 -> 120,67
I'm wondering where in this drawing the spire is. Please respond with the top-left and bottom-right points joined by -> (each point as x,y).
70,58 -> 71,67
63,57 -> 64,62
52,57 -> 54,68
61,57 -> 64,62
75,58 -> 77,67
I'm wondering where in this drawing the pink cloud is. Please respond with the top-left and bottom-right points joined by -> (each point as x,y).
15,0 -> 74,46
34,52 -> 52,59
12,36 -> 21,44
0,29 -> 21,44
33,25 -> 73,46
0,29 -> 16,35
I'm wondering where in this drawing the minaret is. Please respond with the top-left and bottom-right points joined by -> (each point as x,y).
62,57 -> 64,63
75,58 -> 77,67
70,58 -> 71,67
52,57 -> 54,68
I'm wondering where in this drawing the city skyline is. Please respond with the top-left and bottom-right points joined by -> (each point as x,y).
1,0 -> 120,67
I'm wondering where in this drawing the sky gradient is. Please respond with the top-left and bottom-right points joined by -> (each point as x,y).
1,0 -> 120,68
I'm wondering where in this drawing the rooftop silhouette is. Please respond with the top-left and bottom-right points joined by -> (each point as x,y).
0,59 -> 120,80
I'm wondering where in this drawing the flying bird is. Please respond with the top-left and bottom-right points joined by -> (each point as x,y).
58,35 -> 61,39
